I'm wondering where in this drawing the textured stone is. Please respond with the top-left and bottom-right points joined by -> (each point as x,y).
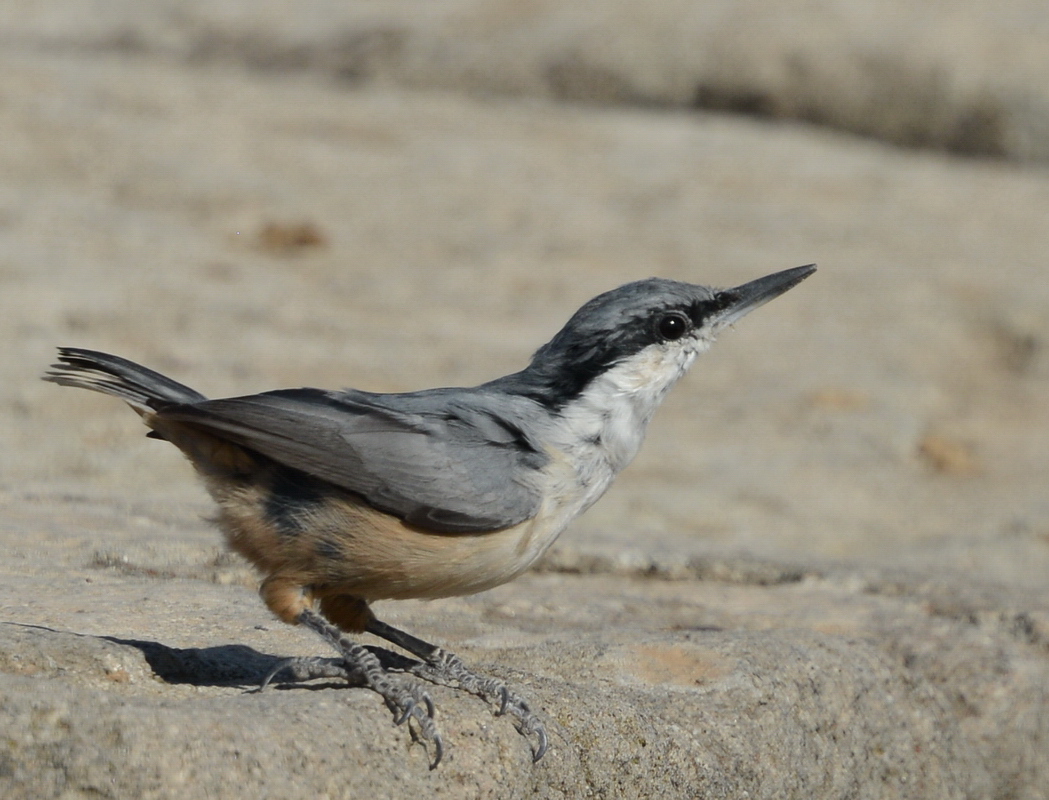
1,4 -> 1048,796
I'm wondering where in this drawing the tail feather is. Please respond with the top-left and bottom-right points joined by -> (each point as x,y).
43,347 -> 206,413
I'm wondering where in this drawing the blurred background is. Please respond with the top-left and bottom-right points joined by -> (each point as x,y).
2,0 -> 1048,590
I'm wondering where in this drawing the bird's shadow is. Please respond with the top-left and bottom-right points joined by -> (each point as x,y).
2,621 -> 421,691
101,633 -> 420,691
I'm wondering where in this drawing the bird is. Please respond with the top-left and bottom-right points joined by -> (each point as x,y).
43,263 -> 815,767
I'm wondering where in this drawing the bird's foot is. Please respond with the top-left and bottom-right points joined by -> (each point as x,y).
274,610 -> 444,768
261,611 -> 545,765
405,647 -> 547,762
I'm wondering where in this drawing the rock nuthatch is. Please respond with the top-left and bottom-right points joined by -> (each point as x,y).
44,264 -> 815,767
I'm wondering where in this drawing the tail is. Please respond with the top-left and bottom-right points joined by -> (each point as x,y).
43,347 -> 207,414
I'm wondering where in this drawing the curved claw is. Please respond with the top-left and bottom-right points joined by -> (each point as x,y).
392,698 -> 416,726
422,692 -> 436,719
398,687 -> 436,720
531,725 -> 549,762
429,733 -> 445,770
258,657 -> 296,691
496,685 -> 510,716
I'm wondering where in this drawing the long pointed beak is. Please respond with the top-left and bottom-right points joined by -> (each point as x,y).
712,264 -> 816,328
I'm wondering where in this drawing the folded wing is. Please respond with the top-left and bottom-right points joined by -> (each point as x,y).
156,388 -> 545,534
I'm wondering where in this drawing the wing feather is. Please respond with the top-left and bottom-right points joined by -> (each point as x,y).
157,388 -> 545,533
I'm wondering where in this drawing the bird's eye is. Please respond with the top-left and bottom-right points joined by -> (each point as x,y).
656,311 -> 690,341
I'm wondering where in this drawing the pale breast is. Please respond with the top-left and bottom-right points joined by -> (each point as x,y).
208,464 -> 574,602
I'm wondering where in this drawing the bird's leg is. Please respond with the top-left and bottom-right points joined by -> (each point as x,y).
263,607 -> 445,768
366,617 -> 548,762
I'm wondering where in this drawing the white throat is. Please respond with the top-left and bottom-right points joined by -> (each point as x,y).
545,339 -> 707,516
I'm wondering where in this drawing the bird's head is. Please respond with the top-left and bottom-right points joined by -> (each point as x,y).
520,264 -> 816,410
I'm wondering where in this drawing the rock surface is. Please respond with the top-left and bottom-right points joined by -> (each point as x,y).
1,2 -> 1048,798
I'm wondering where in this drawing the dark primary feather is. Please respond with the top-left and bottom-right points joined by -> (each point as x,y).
44,347 -> 206,409
157,388 -> 548,534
